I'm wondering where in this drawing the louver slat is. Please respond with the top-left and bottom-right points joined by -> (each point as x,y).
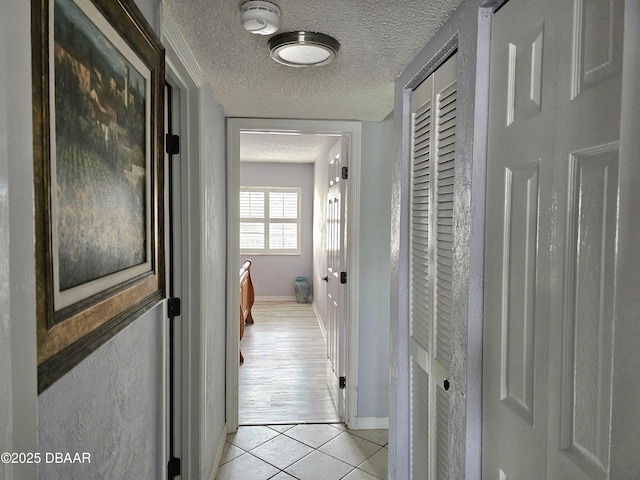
435,81 -> 456,370
410,100 -> 432,351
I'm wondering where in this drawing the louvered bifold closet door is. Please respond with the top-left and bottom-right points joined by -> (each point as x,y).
409,73 -> 433,480
432,60 -> 457,480
409,51 -> 458,480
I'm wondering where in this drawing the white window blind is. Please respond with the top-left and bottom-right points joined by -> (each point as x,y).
240,187 -> 301,254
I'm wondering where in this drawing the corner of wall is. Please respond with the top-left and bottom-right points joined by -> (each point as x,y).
206,423 -> 228,480
349,416 -> 390,431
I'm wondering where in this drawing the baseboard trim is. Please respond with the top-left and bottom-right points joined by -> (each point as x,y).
312,301 -> 327,342
209,423 -> 228,480
349,417 -> 389,430
254,295 -> 298,302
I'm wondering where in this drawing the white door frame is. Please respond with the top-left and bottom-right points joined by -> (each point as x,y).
162,14 -> 205,480
1,3 -> 38,479
226,118 -> 361,432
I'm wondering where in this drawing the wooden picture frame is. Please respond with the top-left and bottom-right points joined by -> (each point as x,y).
32,0 -> 165,392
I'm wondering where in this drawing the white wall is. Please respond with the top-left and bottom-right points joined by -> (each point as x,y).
240,162 -> 314,298
1,2 -> 38,479
311,124 -> 393,423
358,118 -> 393,419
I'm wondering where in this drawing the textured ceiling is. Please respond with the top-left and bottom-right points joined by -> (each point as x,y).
240,132 -> 338,163
162,0 -> 463,122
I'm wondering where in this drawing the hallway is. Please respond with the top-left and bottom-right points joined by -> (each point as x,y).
217,423 -> 388,480
230,301 -> 388,479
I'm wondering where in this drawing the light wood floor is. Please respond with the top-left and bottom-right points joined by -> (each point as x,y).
239,301 -> 340,425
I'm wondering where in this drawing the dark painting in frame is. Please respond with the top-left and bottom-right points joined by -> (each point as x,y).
32,0 -> 165,392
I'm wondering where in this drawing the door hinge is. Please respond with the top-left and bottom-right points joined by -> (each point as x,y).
341,166 -> 348,179
340,271 -> 347,284
168,456 -> 181,478
166,133 -> 180,155
168,297 -> 181,318
339,376 -> 346,389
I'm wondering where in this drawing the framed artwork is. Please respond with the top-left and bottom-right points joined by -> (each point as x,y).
32,0 -> 165,392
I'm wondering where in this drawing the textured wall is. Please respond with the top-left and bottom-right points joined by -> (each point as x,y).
37,2 -> 167,479
240,162 -> 314,298
201,89 -> 228,480
38,311 -> 165,479
358,118 -> 393,418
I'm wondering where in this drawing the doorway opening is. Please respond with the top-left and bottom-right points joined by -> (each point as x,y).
238,131 -> 339,425
226,118 -> 362,433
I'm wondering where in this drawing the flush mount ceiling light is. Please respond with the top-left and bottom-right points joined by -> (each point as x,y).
269,31 -> 340,67
241,1 -> 281,36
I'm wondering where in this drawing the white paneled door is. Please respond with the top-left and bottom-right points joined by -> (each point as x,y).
484,0 -> 638,478
408,52 -> 457,479
482,0 -> 556,476
326,139 -> 347,418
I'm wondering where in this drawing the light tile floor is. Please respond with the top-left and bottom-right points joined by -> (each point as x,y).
217,424 -> 388,480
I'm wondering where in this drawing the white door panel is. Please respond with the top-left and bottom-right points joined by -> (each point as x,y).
484,0 -> 637,478
483,0 -> 556,476
546,0 -> 624,478
326,139 -> 346,417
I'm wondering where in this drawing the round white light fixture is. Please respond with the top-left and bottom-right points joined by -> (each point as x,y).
240,1 -> 281,36
269,31 -> 340,67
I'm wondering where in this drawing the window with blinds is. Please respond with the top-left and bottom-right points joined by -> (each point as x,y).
240,187 -> 301,254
